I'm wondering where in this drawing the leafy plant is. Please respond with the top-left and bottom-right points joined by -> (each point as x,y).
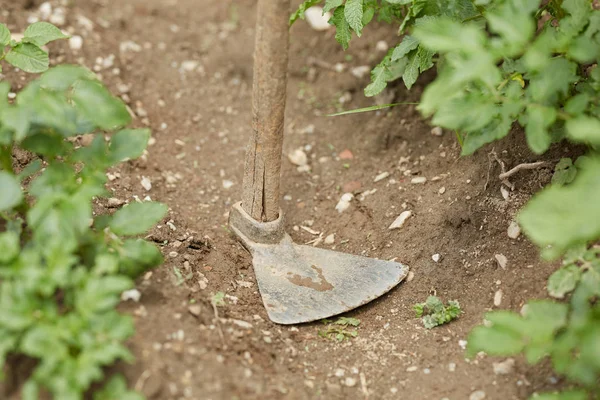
414,296 -> 461,329
293,0 -> 600,397
0,22 -> 68,73
0,22 -> 166,399
318,316 -> 360,341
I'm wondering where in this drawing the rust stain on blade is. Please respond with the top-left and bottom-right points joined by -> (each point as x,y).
286,265 -> 334,292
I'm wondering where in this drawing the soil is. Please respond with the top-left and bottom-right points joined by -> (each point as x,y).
0,1 -> 575,399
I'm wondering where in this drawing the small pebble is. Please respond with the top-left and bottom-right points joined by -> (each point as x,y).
470,390 -> 486,400
141,176 -> 152,191
288,148 -> 308,166
507,221 -> 521,239
222,180 -> 234,189
431,126 -> 443,136
339,149 -> 354,160
493,358 -> 515,375
335,193 -> 354,213
375,40 -> 389,52
351,65 -> 371,79
69,35 -> 83,51
334,368 -> 345,377
411,176 -> 427,184
494,289 -> 503,307
188,305 -> 202,317
406,366 -> 418,372
343,377 -> 357,387
501,186 -> 510,200
438,187 -> 446,194
406,271 -> 415,282
448,363 -> 456,372
304,6 -> 332,31
388,211 -> 412,230
121,289 -> 141,302
495,254 -> 508,269
374,171 -> 390,182
324,234 -> 335,245
432,254 -> 441,263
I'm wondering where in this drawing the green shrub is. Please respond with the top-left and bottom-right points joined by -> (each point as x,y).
292,1 -> 600,398
0,22 -> 165,399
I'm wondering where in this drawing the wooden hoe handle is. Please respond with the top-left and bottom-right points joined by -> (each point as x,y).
241,0 -> 291,222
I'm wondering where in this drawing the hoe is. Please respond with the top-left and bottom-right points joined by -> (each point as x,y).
228,0 -> 408,324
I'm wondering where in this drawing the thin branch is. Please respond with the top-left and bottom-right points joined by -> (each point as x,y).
499,161 -> 547,180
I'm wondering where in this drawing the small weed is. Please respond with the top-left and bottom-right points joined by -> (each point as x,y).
414,296 -> 461,329
318,317 -> 360,342
211,291 -> 226,307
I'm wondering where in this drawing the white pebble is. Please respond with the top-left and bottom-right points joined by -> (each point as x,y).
406,271 -> 415,282
411,176 -> 427,184
431,126 -> 443,136
222,180 -> 234,189
344,377 -> 357,387
288,148 -> 308,166
438,187 -> 446,194
351,65 -> 371,79
304,6 -> 332,31
458,340 -> 468,350
388,211 -> 412,230
324,234 -> 335,245
493,289 -> 503,307
470,390 -> 486,400
493,358 -> 515,375
495,254 -> 508,269
448,362 -> 456,372
334,368 -> 345,377
406,366 -> 418,372
68,35 -> 83,51
507,221 -> 521,239
374,171 -> 390,182
335,193 -> 353,213
121,289 -> 141,302
376,40 -> 389,52
141,176 -> 152,191
432,254 -> 441,263
500,186 -> 510,200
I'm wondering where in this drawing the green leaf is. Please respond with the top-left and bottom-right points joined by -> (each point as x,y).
118,239 -> 163,278
76,276 -> 133,316
402,51 -> 420,89
326,102 -> 416,116
94,375 -> 143,400
212,291 -> 226,306
527,58 -> 578,103
564,93 -> 590,116
461,117 -> 512,155
345,0 -> 364,36
109,202 -> 167,236
23,22 -> 69,47
519,157 -> 600,258
486,0 -> 536,56
4,43 -> 49,73
467,325 -> 524,357
524,105 -> 556,154
323,0 -> 343,13
364,56 -> 408,97
391,35 -> 420,61
547,265 -> 581,299
39,65 -> 96,91
551,158 -> 578,185
529,391 -> 588,400
1,106 -> 31,141
565,115 -> 600,146
290,0 -> 322,25
0,231 -> 20,263
22,380 -> 39,400
0,23 -> 10,47
413,17 -> 484,53
109,128 -> 150,164
72,79 -> 131,131
0,171 -> 23,211
330,6 -> 352,50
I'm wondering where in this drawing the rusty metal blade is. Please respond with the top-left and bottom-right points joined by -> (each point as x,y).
250,235 -> 408,325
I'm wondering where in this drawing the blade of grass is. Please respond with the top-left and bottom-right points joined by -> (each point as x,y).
326,102 -> 419,117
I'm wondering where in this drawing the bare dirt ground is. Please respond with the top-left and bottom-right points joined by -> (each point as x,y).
1,0 -> 575,399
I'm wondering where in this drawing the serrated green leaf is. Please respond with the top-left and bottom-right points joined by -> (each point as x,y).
402,51 -> 420,89
0,171 -> 23,211
548,265 -> 581,298
330,6 -> 352,50
518,157 -> 600,258
1,106 -> 31,141
345,0 -> 364,36
72,79 -> 130,131
23,22 -> 69,47
527,58 -> 578,103
76,276 -> 133,316
565,115 -> 600,146
323,0 -> 343,13
5,43 -> 49,73
391,35 -> 419,61
109,202 -> 167,236
365,56 -> 407,97
486,0 -> 536,56
109,128 -> 150,164
413,17 -> 484,52
0,23 -> 10,47
362,5 -> 375,26
552,158 -> 577,185
524,105 -> 556,154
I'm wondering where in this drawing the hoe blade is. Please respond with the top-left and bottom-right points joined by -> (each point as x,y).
250,236 -> 408,324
